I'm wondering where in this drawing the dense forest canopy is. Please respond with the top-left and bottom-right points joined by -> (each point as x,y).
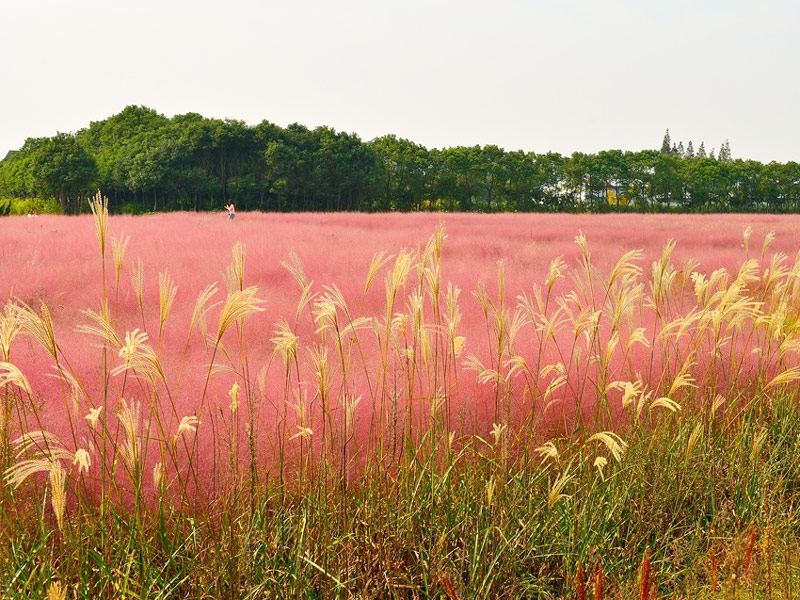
1,106 -> 799,214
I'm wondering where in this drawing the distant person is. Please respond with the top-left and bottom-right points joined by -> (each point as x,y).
225,202 -> 235,220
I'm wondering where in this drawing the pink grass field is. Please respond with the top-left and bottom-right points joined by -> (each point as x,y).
2,211 -> 800,493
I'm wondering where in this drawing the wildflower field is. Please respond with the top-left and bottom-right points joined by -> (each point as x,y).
2,204 -> 800,598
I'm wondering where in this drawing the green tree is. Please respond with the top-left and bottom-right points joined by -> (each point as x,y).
30,133 -> 97,213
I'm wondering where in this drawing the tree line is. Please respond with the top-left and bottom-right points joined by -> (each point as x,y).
1,106 -> 799,214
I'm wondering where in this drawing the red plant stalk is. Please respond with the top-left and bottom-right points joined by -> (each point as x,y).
743,525 -> 758,577
439,573 -> 459,600
640,547 -> 651,600
574,564 -> 587,600
593,563 -> 603,600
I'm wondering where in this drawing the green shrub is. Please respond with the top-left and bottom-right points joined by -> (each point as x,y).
0,196 -> 59,215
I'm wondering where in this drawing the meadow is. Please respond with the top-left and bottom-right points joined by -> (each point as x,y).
1,204 -> 800,598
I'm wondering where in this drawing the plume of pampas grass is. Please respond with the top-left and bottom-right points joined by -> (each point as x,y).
111,232 -> 130,288
46,581 -> 67,600
88,191 -> 109,257
49,460 -> 67,532
5,430 -> 74,488
586,432 -> 627,463
14,301 -> 58,361
0,361 -> 33,395
118,398 -> 142,479
215,287 -> 265,344
0,301 -> 20,362
158,270 -> 178,332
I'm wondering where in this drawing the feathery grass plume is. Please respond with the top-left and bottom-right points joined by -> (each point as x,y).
593,456 -> 607,480
158,270 -> 178,331
228,382 -> 240,412
485,476 -> 496,506
765,366 -> 800,389
271,320 -> 298,369
496,259 -> 506,307
650,396 -> 682,413
0,301 -> 20,361
85,406 -> 102,429
691,271 -> 708,305
575,231 -> 589,265
14,301 -> 58,361
174,415 -> 200,445
452,335 -> 466,357
648,239 -> 677,316
118,398 -> 141,477
735,258 -> 761,288
88,191 -> 109,258
290,425 -> 313,441
611,379 -> 641,408
153,461 -> 164,490
386,250 -> 414,310
409,290 -> 424,335
627,327 -> 650,351
310,345 -> 330,400
761,231 -> 776,262
293,282 -> 317,324
46,581 -> 67,600
231,241 -> 246,291
547,467 -> 574,508
131,257 -> 145,314
586,432 -> 627,463
0,362 -> 32,395
445,282 -> 462,334
668,357 -> 696,397
49,460 -> 67,532
281,251 -> 307,289
365,250 -> 394,296
72,448 -> 91,474
215,286 -> 265,344
743,225 -> 753,256
280,255 -> 319,319
78,302 -> 123,349
112,329 -> 166,386
313,297 -> 339,337
490,422 -> 507,446
111,232 -> 130,287
710,394 -> 725,419
4,430 -> 75,488
535,441 -> 559,462
610,279 -> 643,331
188,283 -> 219,340
545,256 -> 566,292
342,394 -> 361,437
608,248 -> 643,288
750,427 -> 768,464
686,422 -> 703,461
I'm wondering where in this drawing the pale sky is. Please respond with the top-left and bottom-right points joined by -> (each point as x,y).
1,0 -> 798,162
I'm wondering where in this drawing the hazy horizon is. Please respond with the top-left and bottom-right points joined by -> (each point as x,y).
2,0 -> 798,162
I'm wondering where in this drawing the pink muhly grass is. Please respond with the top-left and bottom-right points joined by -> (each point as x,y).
2,211 -> 800,501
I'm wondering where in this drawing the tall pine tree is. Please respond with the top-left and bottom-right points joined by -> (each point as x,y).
660,129 -> 672,154
718,139 -> 732,161
686,140 -> 695,158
